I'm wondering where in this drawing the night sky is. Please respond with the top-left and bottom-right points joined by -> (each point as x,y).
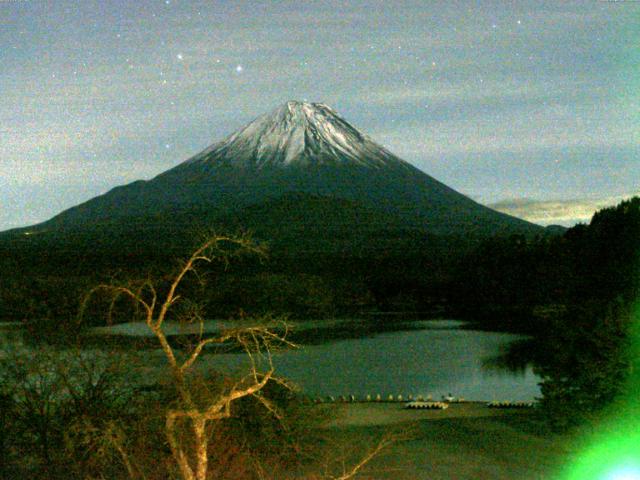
2,0 -> 638,230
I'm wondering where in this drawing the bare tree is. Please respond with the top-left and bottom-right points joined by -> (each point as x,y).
82,234 -> 394,480
82,235 -> 296,480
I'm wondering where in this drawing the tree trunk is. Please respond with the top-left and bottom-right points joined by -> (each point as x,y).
194,417 -> 209,480
167,413 -> 195,480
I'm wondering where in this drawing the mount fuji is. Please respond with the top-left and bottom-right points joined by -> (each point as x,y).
11,101 -> 541,249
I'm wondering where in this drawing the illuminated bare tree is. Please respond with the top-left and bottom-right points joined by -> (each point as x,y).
82,235 -> 296,480
82,234 -> 393,480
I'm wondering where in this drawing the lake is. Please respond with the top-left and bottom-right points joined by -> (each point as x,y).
0,319 -> 540,402
203,320 -> 540,401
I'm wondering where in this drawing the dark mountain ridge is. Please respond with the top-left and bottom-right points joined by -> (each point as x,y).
8,101 -> 541,242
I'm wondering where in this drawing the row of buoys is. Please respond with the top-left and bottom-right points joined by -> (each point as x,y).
314,394 -> 435,403
404,401 -> 449,410
312,396 -> 535,408
486,401 -> 534,408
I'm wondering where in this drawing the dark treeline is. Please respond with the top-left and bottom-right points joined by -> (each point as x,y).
0,224 -> 474,331
1,198 -> 638,334
483,197 -> 640,428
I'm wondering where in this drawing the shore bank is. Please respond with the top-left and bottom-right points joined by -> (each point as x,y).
322,402 -> 575,479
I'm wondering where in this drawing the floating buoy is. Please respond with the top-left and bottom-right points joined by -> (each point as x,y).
486,401 -> 534,409
404,401 -> 448,410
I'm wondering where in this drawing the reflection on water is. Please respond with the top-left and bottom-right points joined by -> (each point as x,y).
483,337 -> 540,375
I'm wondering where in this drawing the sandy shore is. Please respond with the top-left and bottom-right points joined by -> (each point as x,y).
317,402 -> 575,479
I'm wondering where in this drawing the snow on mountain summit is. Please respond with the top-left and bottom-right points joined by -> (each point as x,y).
186,101 -> 410,170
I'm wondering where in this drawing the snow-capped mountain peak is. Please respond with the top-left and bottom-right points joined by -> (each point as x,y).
186,101 -> 408,170
24,101 -> 542,237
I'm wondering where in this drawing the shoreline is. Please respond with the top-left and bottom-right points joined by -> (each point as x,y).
317,402 -> 574,479
325,401 -> 534,428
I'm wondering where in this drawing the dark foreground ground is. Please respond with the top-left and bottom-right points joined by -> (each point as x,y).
321,402 -> 576,479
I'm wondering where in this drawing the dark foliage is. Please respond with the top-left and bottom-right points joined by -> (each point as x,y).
0,348 -> 325,479
534,300 -> 634,430
485,198 -> 640,428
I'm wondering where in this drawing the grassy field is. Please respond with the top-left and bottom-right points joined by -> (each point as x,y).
320,403 -> 576,479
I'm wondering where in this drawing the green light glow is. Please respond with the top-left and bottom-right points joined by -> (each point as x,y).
561,300 -> 640,480
603,465 -> 640,480
562,429 -> 640,479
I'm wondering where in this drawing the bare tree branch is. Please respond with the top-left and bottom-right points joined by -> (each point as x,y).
328,434 -> 396,480
179,333 -> 234,373
83,234 -> 392,480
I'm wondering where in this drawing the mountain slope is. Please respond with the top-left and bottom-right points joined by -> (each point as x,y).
12,101 -> 541,239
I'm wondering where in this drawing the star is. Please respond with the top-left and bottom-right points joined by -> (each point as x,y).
517,20 -> 522,25
236,65 -> 244,73
176,53 -> 184,61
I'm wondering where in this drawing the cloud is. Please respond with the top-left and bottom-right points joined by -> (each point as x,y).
366,96 -> 637,162
489,194 -> 639,226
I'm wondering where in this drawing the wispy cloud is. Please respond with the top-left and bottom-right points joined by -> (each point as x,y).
489,194 -> 639,226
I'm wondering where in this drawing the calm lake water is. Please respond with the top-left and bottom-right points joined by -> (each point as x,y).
204,320 -> 540,401
0,320 -> 541,402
